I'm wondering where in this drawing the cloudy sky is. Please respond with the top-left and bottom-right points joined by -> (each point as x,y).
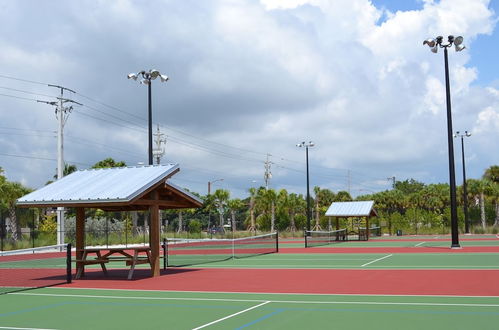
0,0 -> 498,199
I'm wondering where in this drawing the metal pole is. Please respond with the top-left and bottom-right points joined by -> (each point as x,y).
461,135 -> 470,234
66,243 -> 72,284
306,146 -> 311,233
148,79 -> 153,166
163,238 -> 167,270
443,46 -> 460,248
57,88 -> 65,247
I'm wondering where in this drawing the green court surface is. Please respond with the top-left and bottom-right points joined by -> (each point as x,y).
3,252 -> 499,271
1,287 -> 499,330
282,238 -> 499,248
162,252 -> 499,269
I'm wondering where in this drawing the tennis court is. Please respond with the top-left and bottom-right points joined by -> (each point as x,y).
1,233 -> 499,329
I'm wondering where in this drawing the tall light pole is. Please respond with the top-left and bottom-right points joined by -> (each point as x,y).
208,178 -> 224,195
297,141 -> 314,233
127,70 -> 169,165
454,131 -> 472,234
424,35 -> 465,248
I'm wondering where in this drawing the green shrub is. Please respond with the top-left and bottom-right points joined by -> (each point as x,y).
188,220 -> 202,234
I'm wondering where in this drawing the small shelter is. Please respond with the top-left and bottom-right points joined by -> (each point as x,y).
325,201 -> 378,240
16,164 -> 202,277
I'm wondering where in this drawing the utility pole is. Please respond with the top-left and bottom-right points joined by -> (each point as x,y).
264,154 -> 272,190
38,85 -> 81,247
152,125 -> 167,165
387,176 -> 396,189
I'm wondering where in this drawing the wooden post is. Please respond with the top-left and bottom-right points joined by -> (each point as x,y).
150,193 -> 160,277
366,217 -> 370,240
75,208 -> 85,277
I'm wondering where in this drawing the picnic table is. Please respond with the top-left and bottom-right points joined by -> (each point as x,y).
75,246 -> 152,280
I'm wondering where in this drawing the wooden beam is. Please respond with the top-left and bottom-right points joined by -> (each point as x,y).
149,192 -> 160,277
76,208 -> 85,277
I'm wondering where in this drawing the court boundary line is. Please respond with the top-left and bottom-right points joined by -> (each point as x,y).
9,292 -> 499,307
46,286 -> 499,299
192,301 -> 270,330
0,327 -> 59,330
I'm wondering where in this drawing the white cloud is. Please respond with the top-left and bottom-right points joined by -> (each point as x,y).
0,0 -> 497,197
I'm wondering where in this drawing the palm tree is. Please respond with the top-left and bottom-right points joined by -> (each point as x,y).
483,165 -> 499,183
467,179 -> 488,229
286,193 -> 300,232
91,158 -> 127,169
213,189 -> 230,230
487,182 -> 499,227
275,189 -> 290,231
254,187 -> 277,231
313,186 -> 322,231
0,181 -> 31,240
247,187 -> 257,232
335,191 -> 352,202
227,198 -> 243,232
177,210 -> 184,233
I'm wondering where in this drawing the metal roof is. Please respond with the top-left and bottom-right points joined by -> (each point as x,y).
16,164 -> 198,206
325,201 -> 377,217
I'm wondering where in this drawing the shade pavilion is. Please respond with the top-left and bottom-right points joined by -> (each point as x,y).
325,201 -> 378,239
16,164 -> 202,277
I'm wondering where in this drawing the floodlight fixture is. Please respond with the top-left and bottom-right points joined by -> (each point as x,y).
127,69 -> 169,165
423,35 -> 465,54
423,39 -> 435,47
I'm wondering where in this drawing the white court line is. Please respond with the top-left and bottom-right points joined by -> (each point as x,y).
415,242 -> 426,247
192,301 -> 270,330
361,254 -> 393,267
10,292 -> 499,307
0,327 -> 59,330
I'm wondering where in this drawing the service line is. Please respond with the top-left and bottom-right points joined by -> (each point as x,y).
361,254 -> 393,267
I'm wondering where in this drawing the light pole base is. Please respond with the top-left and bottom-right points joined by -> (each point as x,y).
450,244 -> 462,249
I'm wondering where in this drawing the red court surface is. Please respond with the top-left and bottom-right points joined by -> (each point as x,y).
64,268 -> 499,296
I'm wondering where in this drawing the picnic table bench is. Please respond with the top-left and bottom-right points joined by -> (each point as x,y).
75,246 -> 152,280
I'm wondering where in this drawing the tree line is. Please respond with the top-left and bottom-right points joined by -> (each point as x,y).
1,160 -> 498,241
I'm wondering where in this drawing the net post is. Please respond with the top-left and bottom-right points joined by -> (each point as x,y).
66,243 -> 72,284
276,231 -> 279,253
162,238 -> 167,269
304,227 -> 308,248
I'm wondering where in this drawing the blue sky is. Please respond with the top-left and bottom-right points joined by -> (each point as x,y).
0,0 -> 498,198
373,0 -> 499,87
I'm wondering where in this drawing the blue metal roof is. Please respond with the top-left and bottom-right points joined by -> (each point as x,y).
17,164 -> 192,205
325,201 -> 377,217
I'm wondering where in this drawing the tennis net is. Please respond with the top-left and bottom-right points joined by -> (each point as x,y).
166,232 -> 278,267
0,244 -> 71,294
359,226 -> 382,240
305,229 -> 347,247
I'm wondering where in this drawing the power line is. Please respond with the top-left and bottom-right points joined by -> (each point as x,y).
0,74 -> 47,86
0,73 -> 394,189
0,152 -> 91,166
